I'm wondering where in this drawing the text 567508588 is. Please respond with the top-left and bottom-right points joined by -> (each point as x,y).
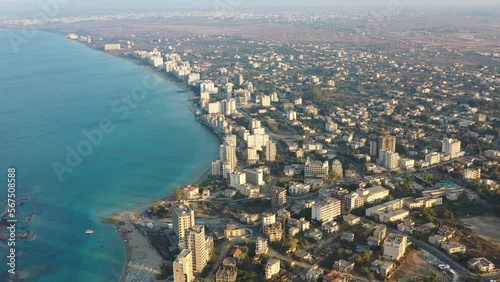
7,167 -> 17,275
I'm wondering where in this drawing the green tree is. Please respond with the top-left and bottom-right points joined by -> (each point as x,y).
173,187 -> 184,201
152,199 -> 160,214
443,209 -> 454,219
288,238 -> 299,252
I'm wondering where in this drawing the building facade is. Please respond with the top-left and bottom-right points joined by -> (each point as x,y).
173,249 -> 194,282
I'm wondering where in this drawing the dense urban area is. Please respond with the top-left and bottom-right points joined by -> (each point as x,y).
4,6 -> 499,282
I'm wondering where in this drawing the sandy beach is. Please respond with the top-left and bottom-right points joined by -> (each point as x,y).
93,46 -> 217,282
101,166 -> 211,282
103,205 -> 165,282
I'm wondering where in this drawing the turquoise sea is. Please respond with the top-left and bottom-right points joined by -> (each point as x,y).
0,30 -> 219,281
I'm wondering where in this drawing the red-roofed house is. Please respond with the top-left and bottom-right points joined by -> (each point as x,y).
322,270 -> 349,282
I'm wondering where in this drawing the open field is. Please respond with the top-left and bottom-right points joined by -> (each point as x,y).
461,216 -> 500,249
392,250 -> 448,282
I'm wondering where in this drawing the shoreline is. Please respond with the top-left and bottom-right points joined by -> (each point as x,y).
89,47 -> 218,281
41,32 -> 219,282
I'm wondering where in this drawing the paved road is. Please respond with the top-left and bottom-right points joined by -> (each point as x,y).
360,217 -> 470,281
406,236 -> 469,280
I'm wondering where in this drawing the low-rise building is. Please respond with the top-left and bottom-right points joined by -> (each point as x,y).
365,199 -> 409,223
333,260 -> 355,273
321,221 -> 340,234
305,157 -> 329,178
289,182 -> 311,195
343,215 -> 361,225
356,186 -> 390,203
404,196 -> 442,209
306,266 -> 325,282
238,184 -> 260,198
370,259 -> 395,277
468,257 -> 496,273
340,232 -> 355,242
322,270 -> 349,282
256,237 -> 269,255
265,259 -> 281,280
224,224 -> 245,239
441,242 -> 466,255
463,168 -> 481,180
215,266 -> 238,282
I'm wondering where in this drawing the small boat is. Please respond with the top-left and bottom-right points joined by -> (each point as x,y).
85,229 -> 94,234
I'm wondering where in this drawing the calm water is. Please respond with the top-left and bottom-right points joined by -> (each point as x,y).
0,30 -> 218,281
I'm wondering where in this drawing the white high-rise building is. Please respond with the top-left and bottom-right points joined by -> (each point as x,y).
287,111 -> 297,121
220,144 -> 237,172
173,249 -> 194,282
223,99 -> 237,115
246,147 -> 259,164
442,138 -> 462,159
186,225 -> 208,273
251,119 -> 261,130
211,160 -> 223,176
172,203 -> 195,247
208,102 -> 221,114
229,171 -> 246,189
260,95 -> 271,107
312,198 -> 341,223
224,135 -> 237,146
244,168 -> 264,186
149,56 -> 164,68
200,81 -> 217,94
247,134 -> 270,151
378,150 -> 399,170
264,141 -> 277,162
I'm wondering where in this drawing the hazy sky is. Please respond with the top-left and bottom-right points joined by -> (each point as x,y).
1,0 -> 499,14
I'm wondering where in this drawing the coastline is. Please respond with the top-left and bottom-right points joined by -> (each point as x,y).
48,33 -> 220,282
90,46 -> 218,281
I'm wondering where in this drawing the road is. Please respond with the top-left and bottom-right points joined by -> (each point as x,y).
360,217 -> 469,281
409,237 -> 468,281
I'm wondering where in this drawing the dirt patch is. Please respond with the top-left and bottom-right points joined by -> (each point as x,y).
392,250 -> 448,282
461,216 -> 500,248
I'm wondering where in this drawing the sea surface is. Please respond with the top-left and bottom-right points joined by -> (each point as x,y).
0,30 -> 219,281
